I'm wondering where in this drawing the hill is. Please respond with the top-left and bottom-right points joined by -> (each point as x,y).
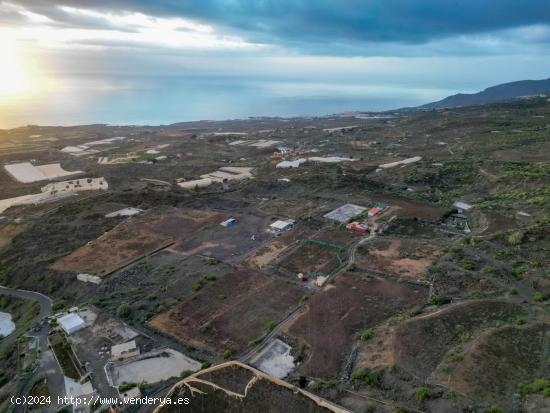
420,77 -> 550,109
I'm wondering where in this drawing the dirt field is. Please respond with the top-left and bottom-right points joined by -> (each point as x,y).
169,212 -> 270,264
0,223 -> 26,250
381,196 -> 446,222
393,300 -> 524,380
285,273 -> 428,378
52,207 -> 225,275
355,237 -> 440,278
149,269 -> 304,354
246,226 -> 311,269
278,229 -> 355,276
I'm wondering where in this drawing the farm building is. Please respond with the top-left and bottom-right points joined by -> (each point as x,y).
220,217 -> 237,227
58,313 -> 86,335
347,221 -> 368,234
269,219 -> 296,232
111,340 -> 140,361
324,204 -> 366,223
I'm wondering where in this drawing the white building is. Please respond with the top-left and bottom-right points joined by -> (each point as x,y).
269,219 -> 296,232
58,313 -> 86,335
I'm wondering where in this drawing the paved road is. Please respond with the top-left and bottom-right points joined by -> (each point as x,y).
0,285 -> 52,350
0,286 -> 66,413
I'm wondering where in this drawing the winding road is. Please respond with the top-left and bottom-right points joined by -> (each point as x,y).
0,285 -> 52,348
0,286 -> 64,413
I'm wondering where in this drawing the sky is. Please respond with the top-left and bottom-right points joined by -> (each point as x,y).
0,0 -> 550,127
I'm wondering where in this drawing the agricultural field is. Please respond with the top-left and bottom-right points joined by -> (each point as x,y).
150,268 -> 305,354
168,211 -> 270,264
285,273 -> 428,378
52,207 -> 225,275
278,228 -> 356,276
355,237 -> 441,278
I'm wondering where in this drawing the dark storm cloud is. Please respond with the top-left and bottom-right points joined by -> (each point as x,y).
11,0 -> 550,48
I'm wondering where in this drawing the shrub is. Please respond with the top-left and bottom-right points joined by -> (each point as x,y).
351,368 -> 381,388
414,387 -> 430,402
51,300 -> 66,312
222,350 -> 232,360
200,362 -> 211,370
359,328 -> 373,341
180,370 -> 193,378
533,292 -> 544,302
486,404 -> 504,413
506,230 -> 524,246
517,377 -> 550,397
458,259 -> 476,270
116,302 -> 131,319
118,382 -> 137,392
264,320 -> 276,332
427,295 -> 445,306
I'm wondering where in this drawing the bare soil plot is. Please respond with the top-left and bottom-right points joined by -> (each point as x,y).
0,223 -> 26,250
278,229 -> 355,275
381,195 -> 446,222
169,213 -> 269,264
52,208 -> 224,275
246,225 -> 314,269
149,269 -> 304,354
355,237 -> 441,278
450,323 -> 549,406
354,325 -> 396,371
285,273 -> 428,378
393,300 -> 523,380
280,242 -> 342,275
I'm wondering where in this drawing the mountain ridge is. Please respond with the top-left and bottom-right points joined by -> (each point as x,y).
419,77 -> 550,109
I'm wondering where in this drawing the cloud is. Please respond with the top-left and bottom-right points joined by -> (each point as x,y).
9,0 -> 550,50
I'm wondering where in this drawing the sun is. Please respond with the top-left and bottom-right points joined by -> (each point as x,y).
0,34 -> 32,96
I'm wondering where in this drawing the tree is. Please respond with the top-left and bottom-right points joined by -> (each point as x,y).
117,302 -> 131,319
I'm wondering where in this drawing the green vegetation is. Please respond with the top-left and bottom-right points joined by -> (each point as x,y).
486,404 -> 504,413
358,328 -> 373,341
414,387 -> 430,402
517,378 -> 550,397
294,342 -> 307,363
222,350 -> 232,360
351,367 -> 381,388
49,335 -> 82,380
118,382 -> 137,392
264,320 -> 276,332
116,302 -> 131,319
200,361 -> 211,370
427,295 -> 445,306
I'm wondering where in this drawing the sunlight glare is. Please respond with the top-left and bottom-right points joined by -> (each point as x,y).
0,33 -> 32,96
